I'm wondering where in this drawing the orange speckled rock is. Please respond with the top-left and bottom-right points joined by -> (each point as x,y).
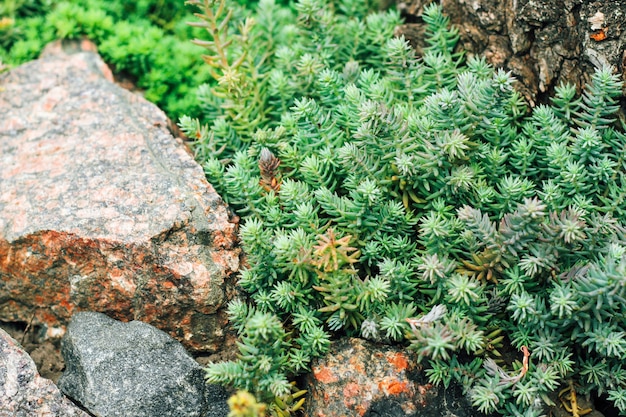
0,41 -> 240,353
304,338 -> 484,417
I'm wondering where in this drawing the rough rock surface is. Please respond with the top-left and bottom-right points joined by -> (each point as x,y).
0,321 -> 65,383
0,327 -> 89,417
0,39 -> 240,353
203,384 -> 231,417
303,337 -> 486,417
397,0 -> 626,104
58,311 -> 212,417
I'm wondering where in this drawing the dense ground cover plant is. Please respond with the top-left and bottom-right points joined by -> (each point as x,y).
180,0 -> 626,415
0,0 -> 211,119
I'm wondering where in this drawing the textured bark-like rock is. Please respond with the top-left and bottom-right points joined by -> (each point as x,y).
397,0 -> 626,104
0,328 -> 89,417
303,337 -> 487,417
0,40 -> 240,353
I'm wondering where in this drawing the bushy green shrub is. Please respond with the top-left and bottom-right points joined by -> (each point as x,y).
182,0 -> 626,415
0,0 -> 212,120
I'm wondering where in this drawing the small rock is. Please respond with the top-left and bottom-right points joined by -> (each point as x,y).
58,311 -> 212,417
303,337 -> 486,417
0,40 -> 240,353
0,327 -> 89,417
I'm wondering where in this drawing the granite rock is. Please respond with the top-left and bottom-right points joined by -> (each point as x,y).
0,39 -> 240,353
303,337 -> 487,417
0,327 -> 89,417
58,311 -> 210,417
203,383 -> 231,417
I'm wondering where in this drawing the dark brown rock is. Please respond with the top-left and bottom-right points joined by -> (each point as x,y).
0,40 -> 240,353
397,0 -> 626,105
303,337 -> 485,417
0,328 -> 89,417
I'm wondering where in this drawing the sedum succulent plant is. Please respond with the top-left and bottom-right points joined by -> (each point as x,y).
181,0 -> 626,415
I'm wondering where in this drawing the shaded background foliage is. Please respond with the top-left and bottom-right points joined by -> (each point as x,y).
1,0 -> 215,119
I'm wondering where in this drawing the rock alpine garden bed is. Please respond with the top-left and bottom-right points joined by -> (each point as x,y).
2,0 -> 626,416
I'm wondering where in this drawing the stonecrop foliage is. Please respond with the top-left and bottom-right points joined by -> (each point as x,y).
181,0 -> 626,414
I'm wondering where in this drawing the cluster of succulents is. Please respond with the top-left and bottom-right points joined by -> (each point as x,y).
181,0 -> 626,414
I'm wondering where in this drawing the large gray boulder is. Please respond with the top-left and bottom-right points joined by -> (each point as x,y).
58,311 -> 209,417
0,328 -> 89,417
